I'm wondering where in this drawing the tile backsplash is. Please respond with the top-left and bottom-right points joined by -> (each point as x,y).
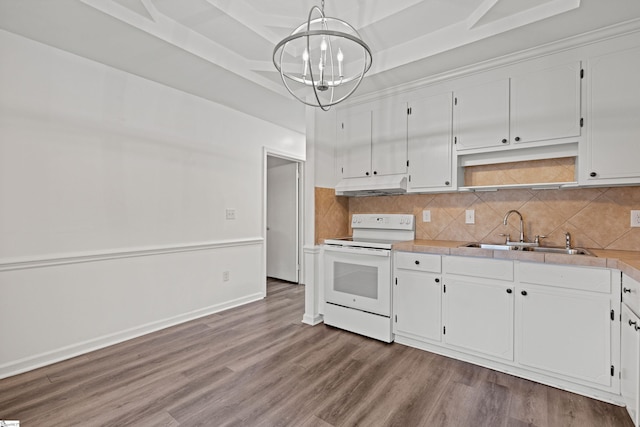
316,185 -> 640,251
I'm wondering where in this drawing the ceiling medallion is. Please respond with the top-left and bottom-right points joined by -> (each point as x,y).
272,0 -> 372,111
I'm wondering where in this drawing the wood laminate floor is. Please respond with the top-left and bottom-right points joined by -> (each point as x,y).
0,279 -> 634,427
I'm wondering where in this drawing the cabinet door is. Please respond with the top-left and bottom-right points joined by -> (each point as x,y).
394,269 -> 442,342
443,278 -> 514,361
622,303 -> 640,427
584,46 -> 640,184
453,79 -> 510,151
511,61 -> 582,144
338,109 -> 372,178
372,102 -> 407,176
517,284 -> 612,387
407,92 -> 453,191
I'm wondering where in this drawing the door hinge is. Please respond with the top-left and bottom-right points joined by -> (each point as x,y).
407,160 -> 409,167
443,284 -> 447,293
408,175 -> 411,182
580,118 -> 584,128
443,326 -> 446,335
341,122 -> 344,129
581,69 -> 584,79
454,97 -> 458,106
395,314 -> 397,323
454,136 -> 457,145
341,167 -> 344,174
611,309 -> 615,321
611,365 -> 615,377
395,277 -> 397,285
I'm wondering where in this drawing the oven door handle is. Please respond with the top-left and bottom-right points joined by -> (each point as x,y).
323,246 -> 390,257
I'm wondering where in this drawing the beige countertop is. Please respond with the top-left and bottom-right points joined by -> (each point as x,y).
393,239 -> 640,282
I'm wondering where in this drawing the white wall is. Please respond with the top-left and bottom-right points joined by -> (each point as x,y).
0,30 -> 305,378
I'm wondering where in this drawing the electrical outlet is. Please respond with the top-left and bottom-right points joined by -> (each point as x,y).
465,209 -> 475,224
226,209 -> 236,220
631,210 -> 640,227
422,210 -> 431,222
223,271 -> 230,281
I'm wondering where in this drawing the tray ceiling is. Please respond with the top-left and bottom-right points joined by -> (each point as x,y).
1,0 -> 640,133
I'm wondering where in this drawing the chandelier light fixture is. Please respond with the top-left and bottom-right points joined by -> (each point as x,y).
272,0 -> 373,111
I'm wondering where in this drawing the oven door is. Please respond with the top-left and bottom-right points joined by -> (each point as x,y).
323,245 -> 392,317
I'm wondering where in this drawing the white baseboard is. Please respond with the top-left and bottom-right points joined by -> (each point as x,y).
0,292 -> 263,379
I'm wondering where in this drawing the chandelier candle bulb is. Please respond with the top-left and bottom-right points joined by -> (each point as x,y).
302,49 -> 309,78
337,48 -> 344,77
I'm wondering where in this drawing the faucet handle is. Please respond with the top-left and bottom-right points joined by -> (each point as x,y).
499,233 -> 511,244
534,235 -> 547,244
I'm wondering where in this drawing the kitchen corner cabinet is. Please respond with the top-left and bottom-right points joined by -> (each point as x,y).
517,262 -> 616,389
406,92 -> 454,191
337,102 -> 407,179
454,61 -> 582,152
622,303 -> 640,427
582,46 -> 640,185
393,252 -> 442,342
622,273 -> 640,427
442,257 -> 514,361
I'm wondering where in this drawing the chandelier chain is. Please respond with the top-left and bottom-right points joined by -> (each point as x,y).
321,0 -> 324,14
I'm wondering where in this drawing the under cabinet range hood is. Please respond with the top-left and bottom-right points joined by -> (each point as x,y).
335,174 -> 407,196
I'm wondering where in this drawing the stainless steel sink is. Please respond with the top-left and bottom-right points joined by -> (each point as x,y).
525,246 -> 594,256
461,242 -> 594,256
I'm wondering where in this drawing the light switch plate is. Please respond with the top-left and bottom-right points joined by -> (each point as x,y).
422,210 -> 431,222
631,210 -> 640,227
465,209 -> 475,224
226,209 -> 236,220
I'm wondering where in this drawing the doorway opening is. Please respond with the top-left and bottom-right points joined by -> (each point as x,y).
266,154 -> 303,286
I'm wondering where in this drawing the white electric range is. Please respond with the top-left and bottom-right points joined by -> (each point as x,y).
323,214 -> 415,342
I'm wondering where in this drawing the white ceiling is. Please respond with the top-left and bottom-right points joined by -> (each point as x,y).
2,0 -> 640,134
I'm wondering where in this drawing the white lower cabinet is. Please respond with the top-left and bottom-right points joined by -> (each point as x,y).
516,262 -> 616,389
443,277 -> 514,361
393,252 -> 442,342
517,283 -> 613,386
622,303 -> 640,426
622,273 -> 640,427
392,254 -> 623,406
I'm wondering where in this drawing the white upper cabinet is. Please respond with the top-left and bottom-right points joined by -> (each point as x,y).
372,101 -> 408,176
337,109 -> 372,178
511,62 -> 582,145
454,61 -> 582,152
582,46 -> 640,185
338,101 -> 407,179
453,79 -> 510,151
407,92 -> 454,191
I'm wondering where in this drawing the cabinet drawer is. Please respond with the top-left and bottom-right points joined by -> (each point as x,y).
623,274 -> 640,317
443,256 -> 513,281
519,262 -> 611,293
395,252 -> 441,273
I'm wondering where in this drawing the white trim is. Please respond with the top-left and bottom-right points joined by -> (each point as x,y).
0,292 -> 264,379
0,238 -> 263,272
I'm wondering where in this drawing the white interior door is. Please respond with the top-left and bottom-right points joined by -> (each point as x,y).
267,159 -> 299,282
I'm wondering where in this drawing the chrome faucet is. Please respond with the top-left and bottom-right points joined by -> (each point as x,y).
503,209 -> 525,243
565,231 -> 572,249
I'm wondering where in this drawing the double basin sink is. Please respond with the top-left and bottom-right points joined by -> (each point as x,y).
461,242 -> 594,256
